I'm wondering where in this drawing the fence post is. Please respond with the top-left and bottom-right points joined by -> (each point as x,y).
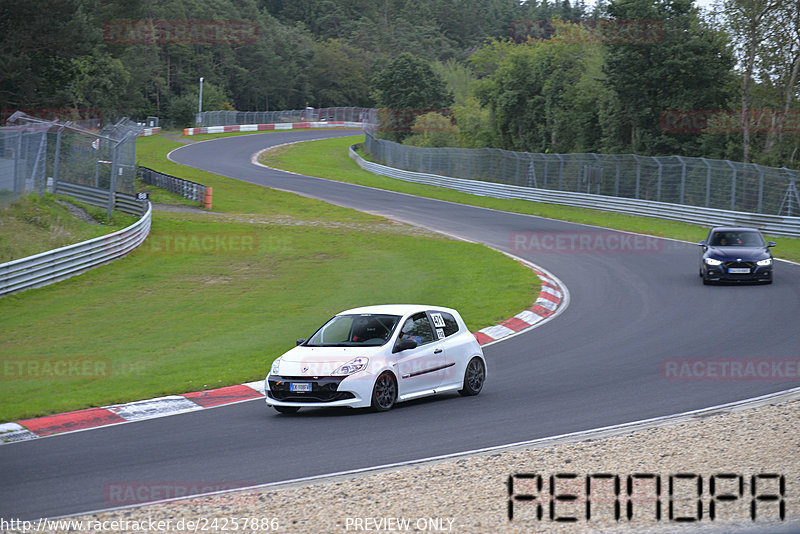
726,160 -> 737,211
656,158 -> 663,201
556,154 -> 564,190
52,128 -> 63,193
13,130 -> 22,200
701,158 -> 711,207
108,143 -> 119,219
677,156 -> 686,205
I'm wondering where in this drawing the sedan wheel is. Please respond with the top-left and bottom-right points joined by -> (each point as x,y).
371,371 -> 397,411
459,357 -> 486,396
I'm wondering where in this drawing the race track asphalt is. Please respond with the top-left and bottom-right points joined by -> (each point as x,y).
3,129 -> 799,520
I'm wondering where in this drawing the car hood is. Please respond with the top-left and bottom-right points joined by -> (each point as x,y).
705,246 -> 770,261
276,345 -> 378,376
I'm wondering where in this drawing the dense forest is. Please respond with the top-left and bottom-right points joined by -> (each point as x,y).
1,0 -> 798,167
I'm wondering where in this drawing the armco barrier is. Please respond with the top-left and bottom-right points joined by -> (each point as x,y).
138,166 -> 210,208
0,201 -> 151,296
183,121 -> 364,136
349,146 -> 800,237
55,182 -> 148,217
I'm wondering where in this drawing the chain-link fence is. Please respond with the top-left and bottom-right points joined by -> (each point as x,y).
197,107 -> 372,127
365,133 -> 800,217
0,112 -> 142,210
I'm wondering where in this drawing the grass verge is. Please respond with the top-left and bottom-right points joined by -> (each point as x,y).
0,134 -> 538,422
0,194 -> 137,263
260,135 -> 800,263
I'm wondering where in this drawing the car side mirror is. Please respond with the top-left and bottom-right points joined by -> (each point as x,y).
697,240 -> 707,247
767,241 -> 776,247
393,338 -> 417,353
296,338 -> 306,346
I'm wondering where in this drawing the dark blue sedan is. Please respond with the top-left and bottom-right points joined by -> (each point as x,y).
698,227 -> 776,285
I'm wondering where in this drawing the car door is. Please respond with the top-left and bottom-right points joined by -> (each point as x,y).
394,312 -> 447,397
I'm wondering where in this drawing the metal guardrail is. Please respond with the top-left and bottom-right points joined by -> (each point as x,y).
55,182 -> 148,217
0,201 -> 152,296
138,166 -> 209,207
350,146 -> 800,237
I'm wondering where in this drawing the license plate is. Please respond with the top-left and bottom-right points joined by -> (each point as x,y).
290,382 -> 311,392
728,267 -> 750,274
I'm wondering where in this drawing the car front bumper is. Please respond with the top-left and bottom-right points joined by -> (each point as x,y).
265,373 -> 374,409
703,263 -> 773,283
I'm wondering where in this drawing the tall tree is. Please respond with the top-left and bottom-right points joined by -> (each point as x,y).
370,52 -> 453,140
721,0 -> 784,162
602,0 -> 735,156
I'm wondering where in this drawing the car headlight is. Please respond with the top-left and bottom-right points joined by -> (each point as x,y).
704,258 -> 722,266
270,357 -> 281,376
332,357 -> 369,376
756,258 -> 772,266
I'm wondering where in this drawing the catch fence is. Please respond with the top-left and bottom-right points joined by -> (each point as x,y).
364,133 -> 800,218
196,107 -> 372,127
0,112 -> 142,216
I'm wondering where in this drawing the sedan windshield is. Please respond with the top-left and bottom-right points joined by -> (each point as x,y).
305,314 -> 401,347
710,231 -> 765,247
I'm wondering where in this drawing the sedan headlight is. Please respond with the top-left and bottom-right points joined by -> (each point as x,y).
704,258 -> 723,266
332,357 -> 369,376
756,258 -> 772,266
270,357 -> 281,376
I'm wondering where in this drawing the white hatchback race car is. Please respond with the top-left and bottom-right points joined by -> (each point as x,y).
265,304 -> 486,413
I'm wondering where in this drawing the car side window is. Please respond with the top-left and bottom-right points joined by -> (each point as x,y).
400,313 -> 435,346
429,311 -> 459,338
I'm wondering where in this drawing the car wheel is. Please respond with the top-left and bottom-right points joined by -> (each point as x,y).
273,406 -> 300,414
371,371 -> 397,411
459,357 -> 486,396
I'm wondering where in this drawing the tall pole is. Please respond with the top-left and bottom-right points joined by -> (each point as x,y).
197,77 -> 204,124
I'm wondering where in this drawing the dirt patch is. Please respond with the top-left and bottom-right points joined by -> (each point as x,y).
55,200 -> 99,225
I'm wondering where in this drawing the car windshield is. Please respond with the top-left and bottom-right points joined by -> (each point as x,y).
710,231 -> 765,247
305,314 -> 401,347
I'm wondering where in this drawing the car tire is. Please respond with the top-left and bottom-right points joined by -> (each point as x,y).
459,357 -> 486,396
273,406 -> 300,414
371,371 -> 397,412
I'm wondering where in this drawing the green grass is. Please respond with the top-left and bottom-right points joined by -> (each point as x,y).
260,135 -> 800,263
0,194 -> 136,263
0,134 -> 538,422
